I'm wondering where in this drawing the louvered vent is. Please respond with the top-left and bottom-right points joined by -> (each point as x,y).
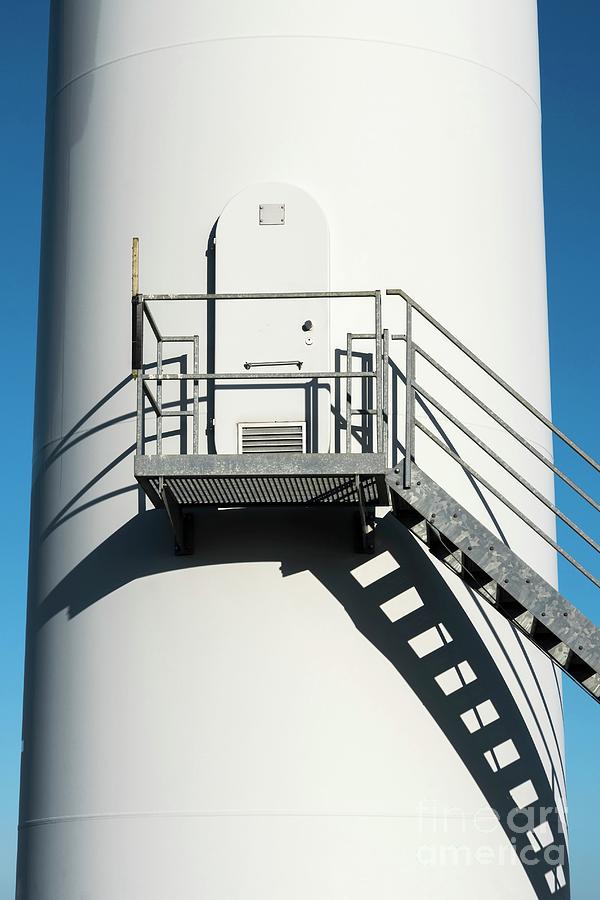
238,421 -> 305,454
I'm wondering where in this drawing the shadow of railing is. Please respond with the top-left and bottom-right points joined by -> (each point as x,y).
31,506 -> 569,898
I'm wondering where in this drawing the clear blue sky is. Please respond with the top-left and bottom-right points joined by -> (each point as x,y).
0,3 -> 598,898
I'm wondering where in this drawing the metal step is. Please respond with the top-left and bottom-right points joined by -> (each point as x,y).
387,464 -> 600,702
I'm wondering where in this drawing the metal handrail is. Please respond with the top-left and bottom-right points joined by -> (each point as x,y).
414,381 -> 600,555
418,421 -> 600,592
387,287 -> 600,473
141,371 -> 377,381
141,290 -> 379,300
134,279 -> 388,458
412,344 -> 600,513
388,287 -> 600,595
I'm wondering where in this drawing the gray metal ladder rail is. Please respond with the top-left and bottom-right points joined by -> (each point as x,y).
387,466 -> 600,702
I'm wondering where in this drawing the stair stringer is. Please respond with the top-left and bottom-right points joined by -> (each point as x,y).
387,465 -> 600,702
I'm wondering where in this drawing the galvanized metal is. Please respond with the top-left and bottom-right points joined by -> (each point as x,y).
413,343 -> 600,513
141,370 -> 374,381
135,281 -> 388,488
243,360 -> 304,370
375,291 -> 384,454
142,381 -> 161,418
416,421 -> 600,592
161,485 -> 193,555
157,339 -> 163,455
414,381 -> 600,554
149,473 -> 385,509
143,290 -> 379,300
387,465 -> 600,702
346,332 -> 352,453
388,287 -> 600,473
193,336 -> 199,454
344,328 -> 387,457
382,329 -> 389,455
385,291 -> 600,707
136,452 -> 388,479
403,298 -> 415,488
136,371 -> 144,455
356,475 -> 376,553
143,304 -> 162,342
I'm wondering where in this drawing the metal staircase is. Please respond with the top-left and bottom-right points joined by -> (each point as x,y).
130,241 -> 600,703
386,288 -> 600,703
388,463 -> 600,701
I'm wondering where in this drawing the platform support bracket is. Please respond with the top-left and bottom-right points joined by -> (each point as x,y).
161,485 -> 194,555
356,476 -> 376,553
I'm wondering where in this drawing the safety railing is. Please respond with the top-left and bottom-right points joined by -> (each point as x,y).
132,284 -> 388,460
387,287 -> 600,594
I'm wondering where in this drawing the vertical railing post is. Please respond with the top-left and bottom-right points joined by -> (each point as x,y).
382,328 -> 389,465
375,290 -> 383,454
193,335 -> 200,453
157,340 -> 163,455
346,333 -> 352,453
404,296 -> 415,488
136,372 -> 144,456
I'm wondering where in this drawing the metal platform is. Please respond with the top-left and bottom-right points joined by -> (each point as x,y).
132,273 -> 390,551
135,453 -> 389,509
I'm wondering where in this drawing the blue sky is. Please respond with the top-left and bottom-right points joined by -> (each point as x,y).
537,4 -> 600,899
0,2 -> 598,898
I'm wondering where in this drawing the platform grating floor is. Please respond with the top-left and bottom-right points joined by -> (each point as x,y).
148,474 -> 384,507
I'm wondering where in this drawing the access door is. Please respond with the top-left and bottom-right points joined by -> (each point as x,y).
214,183 -> 330,454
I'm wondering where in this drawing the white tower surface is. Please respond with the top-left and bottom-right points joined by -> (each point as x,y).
18,2 -> 569,899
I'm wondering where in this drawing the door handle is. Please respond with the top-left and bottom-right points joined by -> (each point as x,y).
243,360 -> 303,370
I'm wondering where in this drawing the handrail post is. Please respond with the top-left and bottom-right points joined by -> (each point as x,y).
346,333 -> 352,453
136,370 -> 144,456
157,339 -> 163,455
193,335 -> 200,454
382,328 -> 389,463
375,290 -> 384,454
404,296 -> 415,488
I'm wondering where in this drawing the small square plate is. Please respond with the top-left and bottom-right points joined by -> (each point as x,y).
259,203 -> 285,225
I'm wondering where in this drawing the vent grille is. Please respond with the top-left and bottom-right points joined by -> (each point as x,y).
238,421 -> 305,454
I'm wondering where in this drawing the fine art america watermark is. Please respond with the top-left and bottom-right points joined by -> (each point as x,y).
415,800 -> 566,869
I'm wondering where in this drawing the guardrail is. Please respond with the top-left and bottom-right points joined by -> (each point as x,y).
387,287 -> 600,594
132,287 -> 388,459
